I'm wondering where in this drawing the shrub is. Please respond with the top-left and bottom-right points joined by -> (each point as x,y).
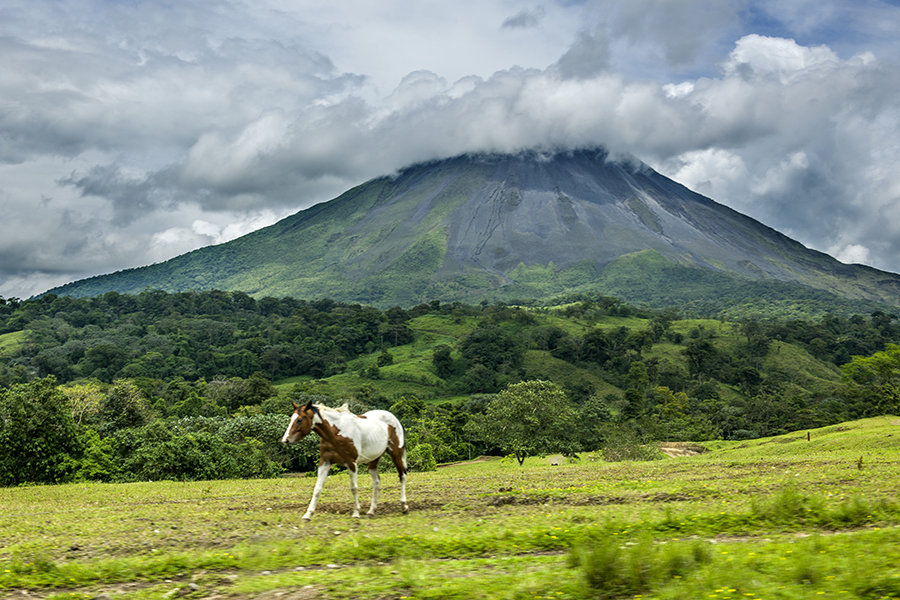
74,428 -> 118,482
110,419 -> 286,481
216,413 -> 319,472
568,533 -> 712,599
407,443 -> 437,472
0,377 -> 83,486
600,426 -> 665,462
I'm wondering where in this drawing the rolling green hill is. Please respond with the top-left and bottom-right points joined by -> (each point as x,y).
0,331 -> 27,357
46,149 -> 900,317
274,307 -> 847,421
702,415 -> 900,458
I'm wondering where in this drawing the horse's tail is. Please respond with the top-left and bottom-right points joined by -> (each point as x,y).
394,416 -> 406,453
391,413 -> 407,471
379,410 -> 407,473
399,428 -> 408,472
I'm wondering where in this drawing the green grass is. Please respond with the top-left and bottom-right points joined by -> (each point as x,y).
1,417 -> 899,598
0,330 -> 27,356
762,340 -> 842,392
523,350 -> 621,397
704,416 -> 900,458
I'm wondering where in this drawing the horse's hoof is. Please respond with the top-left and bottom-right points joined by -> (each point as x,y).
302,516 -> 312,522
401,504 -> 409,514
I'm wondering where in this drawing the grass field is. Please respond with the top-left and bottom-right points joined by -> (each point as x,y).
2,417 -> 899,599
0,330 -> 27,357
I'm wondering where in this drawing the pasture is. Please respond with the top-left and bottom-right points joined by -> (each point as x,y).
2,416 -> 899,600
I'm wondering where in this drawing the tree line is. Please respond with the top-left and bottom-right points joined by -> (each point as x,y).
1,290 -> 413,385
1,290 -> 898,486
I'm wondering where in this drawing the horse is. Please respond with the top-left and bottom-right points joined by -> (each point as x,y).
281,401 -> 409,521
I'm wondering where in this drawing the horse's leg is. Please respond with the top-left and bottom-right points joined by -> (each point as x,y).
303,461 -> 331,521
366,459 -> 381,516
387,446 -> 409,514
348,464 -> 360,519
398,449 -> 409,514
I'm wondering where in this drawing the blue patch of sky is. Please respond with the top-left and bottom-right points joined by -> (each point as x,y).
739,1 -> 900,59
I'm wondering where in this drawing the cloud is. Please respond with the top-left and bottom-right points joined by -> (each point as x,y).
552,30 -> 611,79
656,35 -> 900,263
600,0 -> 740,68
148,211 -> 284,263
831,243 -> 871,266
1,0 -> 900,300
502,7 -> 546,30
722,34 -> 840,82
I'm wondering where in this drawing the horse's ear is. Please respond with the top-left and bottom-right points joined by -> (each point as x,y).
291,401 -> 299,410
304,400 -> 314,411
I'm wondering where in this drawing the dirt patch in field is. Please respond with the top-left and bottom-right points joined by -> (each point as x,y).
281,499 -> 446,516
252,587 -> 320,599
658,443 -> 708,457
487,491 -> 695,508
437,456 -> 496,468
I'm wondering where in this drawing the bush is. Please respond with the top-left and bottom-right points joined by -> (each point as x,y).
75,428 -> 118,482
119,426 -> 237,481
407,443 -> 437,471
568,532 -> 712,599
600,425 -> 665,462
232,438 -> 284,479
110,419 -> 286,481
217,413 -> 318,472
0,377 -> 83,486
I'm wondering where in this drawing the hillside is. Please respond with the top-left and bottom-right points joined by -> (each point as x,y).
701,415 -> 900,459
3,290 -> 898,448
277,306 -> 852,437
46,149 -> 900,316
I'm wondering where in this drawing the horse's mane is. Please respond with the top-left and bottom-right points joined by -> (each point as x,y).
314,402 -> 352,414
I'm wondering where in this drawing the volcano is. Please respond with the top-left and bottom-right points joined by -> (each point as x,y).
48,148 -> 900,313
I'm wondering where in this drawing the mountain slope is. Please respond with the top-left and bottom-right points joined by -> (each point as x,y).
48,149 -> 900,313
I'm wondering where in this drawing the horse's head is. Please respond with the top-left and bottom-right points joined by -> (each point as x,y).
281,401 -> 319,444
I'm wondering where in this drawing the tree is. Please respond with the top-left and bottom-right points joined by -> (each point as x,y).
461,363 -> 499,393
406,403 -> 472,463
577,395 -> 613,451
459,326 -> 524,372
79,342 -> 130,381
740,320 -> 771,359
465,380 -> 578,465
98,380 -> 151,435
377,348 -> 394,367
389,394 -> 426,422
581,328 -> 610,364
432,344 -> 454,379
840,344 -> 900,416
684,339 -> 717,383
651,386 -> 691,441
61,379 -> 105,425
0,377 -> 83,486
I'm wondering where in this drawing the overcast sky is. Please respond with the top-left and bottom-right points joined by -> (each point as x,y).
2,0 -> 900,300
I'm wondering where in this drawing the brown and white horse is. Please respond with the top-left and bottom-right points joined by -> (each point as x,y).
281,401 -> 409,520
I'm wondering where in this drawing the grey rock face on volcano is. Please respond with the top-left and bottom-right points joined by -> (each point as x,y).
431,149 -> 799,280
